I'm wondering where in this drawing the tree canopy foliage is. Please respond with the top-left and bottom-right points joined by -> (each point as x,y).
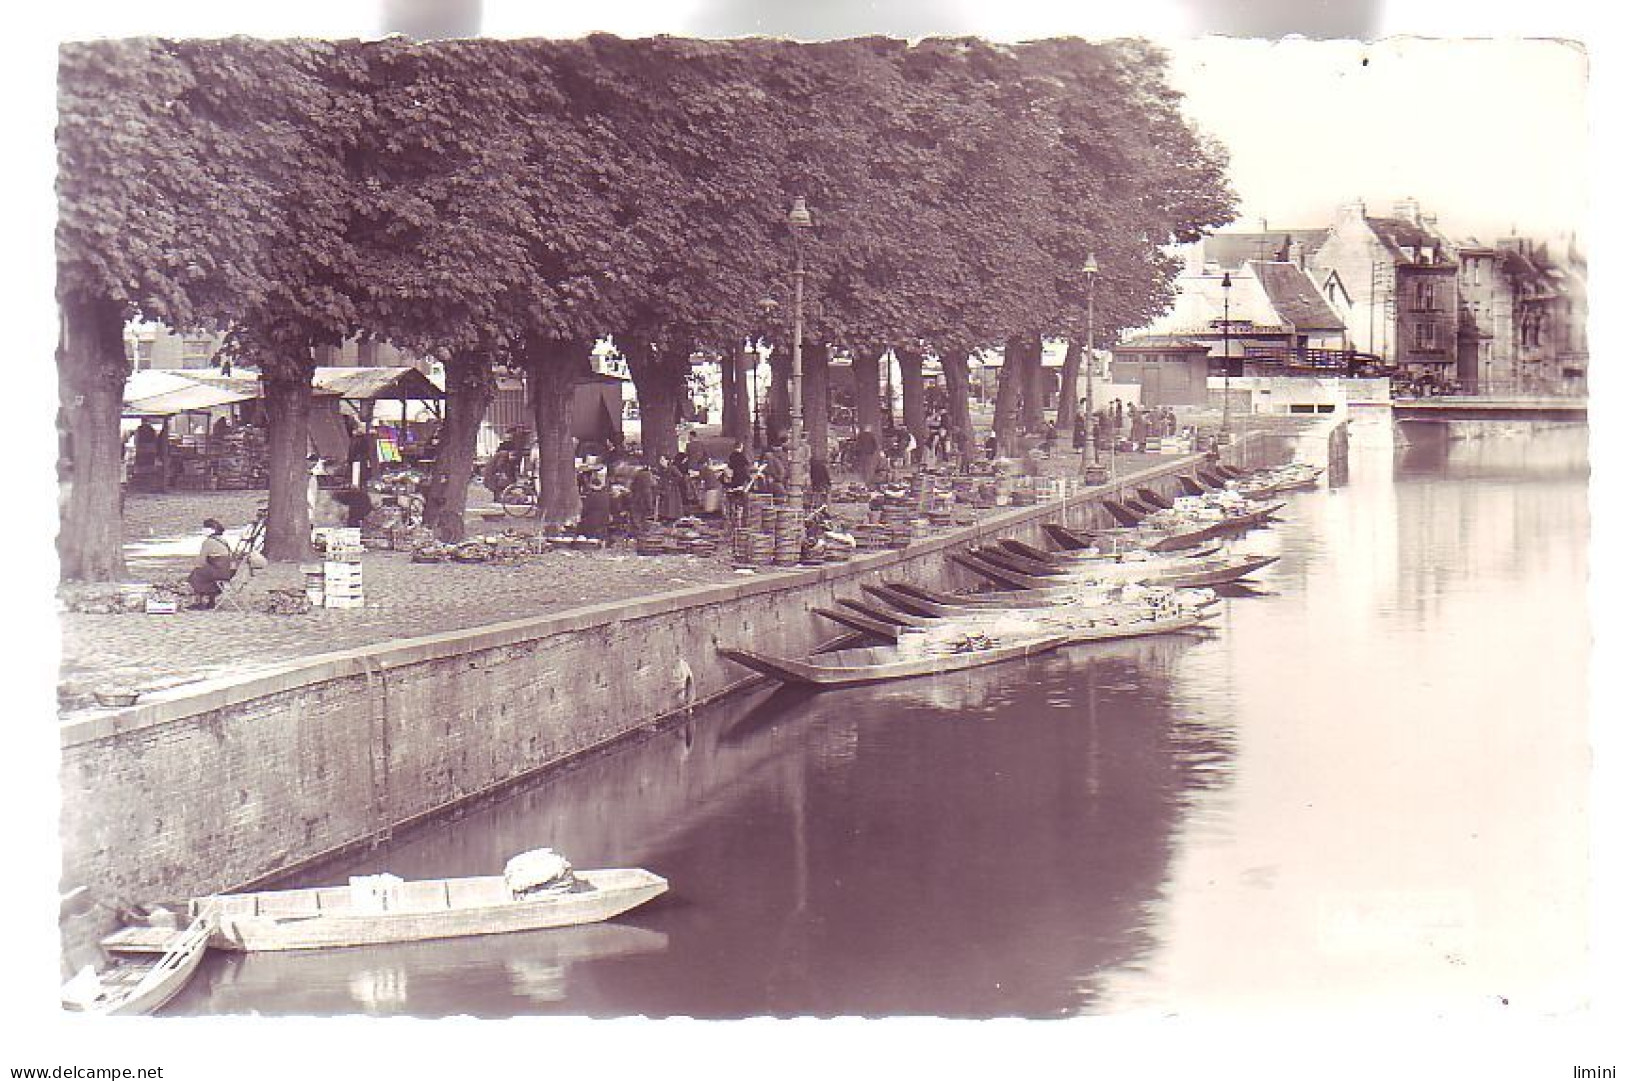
56,33 -> 1234,576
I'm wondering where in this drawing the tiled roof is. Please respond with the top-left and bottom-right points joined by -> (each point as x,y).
1248,261 -> 1346,333
1367,217 -> 1454,265
1203,230 -> 1328,270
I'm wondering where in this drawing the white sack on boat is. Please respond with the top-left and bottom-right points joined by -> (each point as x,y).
504,848 -> 574,895
349,873 -> 404,913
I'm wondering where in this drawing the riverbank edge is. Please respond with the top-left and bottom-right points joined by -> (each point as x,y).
59,431 -> 1299,924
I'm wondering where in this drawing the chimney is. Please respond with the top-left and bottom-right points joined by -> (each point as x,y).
1393,197 -> 1421,224
1287,237 -> 1305,266
1336,200 -> 1367,225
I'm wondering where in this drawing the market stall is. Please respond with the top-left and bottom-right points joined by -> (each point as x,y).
121,372 -> 262,491
311,366 -> 446,480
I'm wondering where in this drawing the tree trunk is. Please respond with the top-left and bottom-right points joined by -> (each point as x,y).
1057,337 -> 1083,446
803,341 -> 830,464
56,294 -> 129,582
993,336 -> 1025,456
939,347 -> 975,465
423,350 -> 492,542
766,347 -> 790,445
896,347 -> 928,452
1018,335 -> 1044,431
526,336 -> 589,525
262,364 -> 315,563
852,346 -> 883,437
624,335 -> 687,462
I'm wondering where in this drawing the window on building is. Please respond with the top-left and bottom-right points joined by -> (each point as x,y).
1413,279 -> 1437,311
1413,322 -> 1438,351
181,336 -> 215,369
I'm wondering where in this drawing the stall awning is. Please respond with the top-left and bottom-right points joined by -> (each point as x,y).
123,371 -> 257,417
312,366 -> 444,401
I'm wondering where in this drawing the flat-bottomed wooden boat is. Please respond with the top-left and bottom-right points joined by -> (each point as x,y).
192,868 -> 667,953
61,914 -> 214,1016
720,633 -> 1070,687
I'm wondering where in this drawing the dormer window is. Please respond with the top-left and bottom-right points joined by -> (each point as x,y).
1420,246 -> 1435,264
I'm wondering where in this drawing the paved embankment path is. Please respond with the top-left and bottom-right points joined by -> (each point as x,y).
61,450 -> 1178,709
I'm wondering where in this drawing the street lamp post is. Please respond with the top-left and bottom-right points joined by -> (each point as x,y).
1220,271 -> 1233,445
1080,253 -> 1107,484
786,197 -> 814,519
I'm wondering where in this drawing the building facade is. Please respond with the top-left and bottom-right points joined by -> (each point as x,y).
126,325 -> 415,372
1308,199 -> 1461,384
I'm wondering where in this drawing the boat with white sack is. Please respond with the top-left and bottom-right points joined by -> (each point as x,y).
190,849 -> 666,952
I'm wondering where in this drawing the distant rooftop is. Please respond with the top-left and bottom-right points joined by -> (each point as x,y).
1249,261 -> 1346,333
1203,230 -> 1328,269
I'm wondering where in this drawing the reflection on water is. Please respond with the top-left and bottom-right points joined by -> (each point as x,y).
178,923 -> 670,1017
171,420 -> 1589,1018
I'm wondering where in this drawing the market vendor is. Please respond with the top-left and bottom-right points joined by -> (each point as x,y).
579,474 -> 613,541
333,484 -> 374,529
187,518 -> 235,610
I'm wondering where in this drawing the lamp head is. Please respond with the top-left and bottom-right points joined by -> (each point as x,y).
1082,253 -> 1099,277
788,197 -> 813,230
1221,271 -> 1233,289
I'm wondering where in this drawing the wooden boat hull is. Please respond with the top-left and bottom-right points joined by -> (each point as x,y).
997,538 -> 1221,567
1152,553 -> 1278,586
954,549 -> 1277,589
1101,499 -> 1148,526
193,868 -> 667,953
64,915 -> 213,1016
719,633 -> 1070,688
1134,487 -> 1175,510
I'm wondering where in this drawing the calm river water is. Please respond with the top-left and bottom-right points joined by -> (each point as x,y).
169,416 -> 1591,1019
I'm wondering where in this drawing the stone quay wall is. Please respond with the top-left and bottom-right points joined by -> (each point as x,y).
60,433 -> 1293,910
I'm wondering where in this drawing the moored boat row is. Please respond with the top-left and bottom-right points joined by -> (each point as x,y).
719,457 -> 1319,690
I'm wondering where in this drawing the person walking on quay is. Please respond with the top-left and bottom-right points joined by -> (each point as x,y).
187,518 -> 236,610
628,462 -> 656,536
852,427 -> 880,485
727,440 -> 752,488
763,441 -> 790,496
654,454 -> 686,520
1129,404 -> 1147,451
809,456 -> 831,503
579,474 -> 613,541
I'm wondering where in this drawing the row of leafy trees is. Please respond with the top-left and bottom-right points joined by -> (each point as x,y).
56,34 -> 1235,582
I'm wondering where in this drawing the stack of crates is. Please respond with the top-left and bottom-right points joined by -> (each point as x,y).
771,503 -> 801,566
850,522 -> 891,553
879,498 -> 914,548
323,527 -> 365,609
730,529 -> 773,567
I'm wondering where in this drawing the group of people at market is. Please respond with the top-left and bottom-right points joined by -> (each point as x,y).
1074,399 -> 1186,453
573,434 -> 833,541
